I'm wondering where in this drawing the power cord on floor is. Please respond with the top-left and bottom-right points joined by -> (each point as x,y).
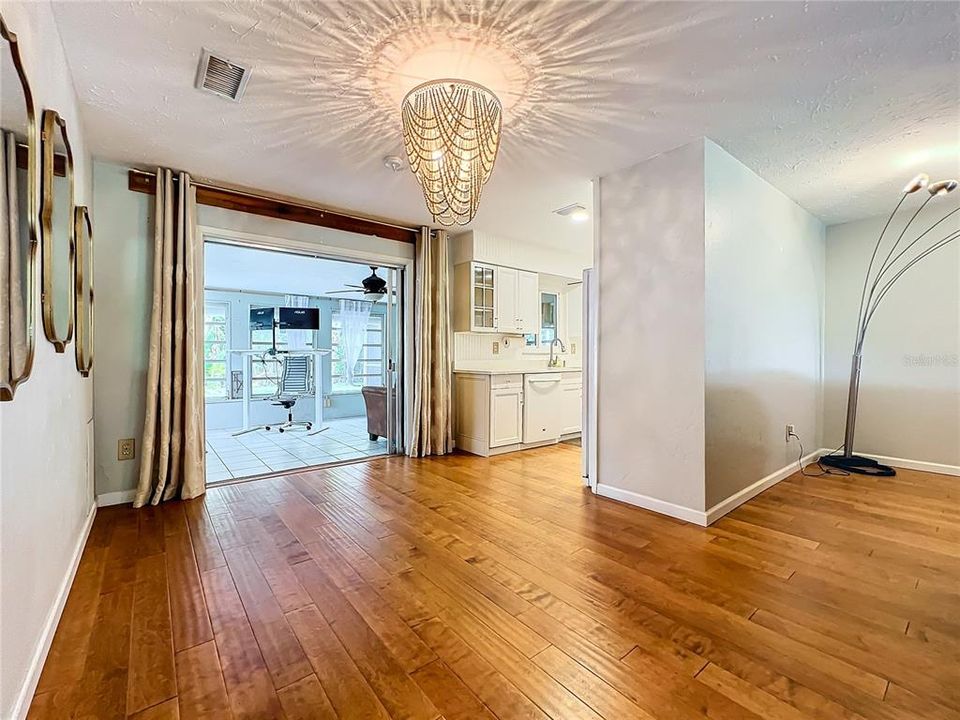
787,431 -> 850,477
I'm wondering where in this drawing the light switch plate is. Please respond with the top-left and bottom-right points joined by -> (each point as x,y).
492,342 -> 500,355
118,438 -> 136,461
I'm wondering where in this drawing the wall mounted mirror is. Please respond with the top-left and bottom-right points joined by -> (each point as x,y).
0,14 -> 37,401
40,109 -> 74,351
74,206 -> 92,375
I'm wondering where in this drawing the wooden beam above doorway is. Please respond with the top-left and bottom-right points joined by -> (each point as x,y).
127,169 -> 420,244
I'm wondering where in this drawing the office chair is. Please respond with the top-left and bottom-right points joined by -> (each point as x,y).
265,354 -> 313,433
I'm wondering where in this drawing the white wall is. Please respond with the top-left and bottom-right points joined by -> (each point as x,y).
0,2 -> 94,717
704,140 -> 825,507
595,140 -> 707,515
594,138 -> 827,521
92,160 -> 415,498
823,212 -> 960,466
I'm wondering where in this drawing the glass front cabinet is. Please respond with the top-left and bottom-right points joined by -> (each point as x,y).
454,261 -> 497,333
472,263 -> 496,331
454,261 -> 539,334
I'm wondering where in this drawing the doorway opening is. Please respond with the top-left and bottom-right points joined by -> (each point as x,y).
201,238 -> 405,484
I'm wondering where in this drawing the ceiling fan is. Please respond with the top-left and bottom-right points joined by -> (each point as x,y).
325,266 -> 394,301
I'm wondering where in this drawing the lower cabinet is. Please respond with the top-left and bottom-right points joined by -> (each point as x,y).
559,376 -> 582,435
454,371 -> 581,456
490,378 -> 523,447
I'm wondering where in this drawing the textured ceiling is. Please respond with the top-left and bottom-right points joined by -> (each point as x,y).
50,0 -> 959,249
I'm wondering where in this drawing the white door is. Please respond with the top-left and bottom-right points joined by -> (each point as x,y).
523,374 -> 563,443
495,266 -> 518,333
517,271 -> 539,336
490,386 -> 522,447
560,380 -> 582,435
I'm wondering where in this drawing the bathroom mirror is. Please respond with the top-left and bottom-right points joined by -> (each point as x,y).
74,206 -> 92,375
0,14 -> 37,401
40,109 -> 74,351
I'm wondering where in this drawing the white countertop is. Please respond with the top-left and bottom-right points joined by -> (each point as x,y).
453,364 -> 582,375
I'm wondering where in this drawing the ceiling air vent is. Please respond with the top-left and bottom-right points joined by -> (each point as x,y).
195,49 -> 251,102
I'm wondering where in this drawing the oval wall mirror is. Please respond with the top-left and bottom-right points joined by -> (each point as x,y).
40,109 -> 74,351
0,14 -> 37,401
74,205 -> 92,375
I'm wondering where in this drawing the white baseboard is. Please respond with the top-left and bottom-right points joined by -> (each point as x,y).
594,483 -> 708,526
594,448 -> 957,529
11,500 -> 97,720
96,489 -> 136,507
704,448 -> 822,525
859,453 -> 959,477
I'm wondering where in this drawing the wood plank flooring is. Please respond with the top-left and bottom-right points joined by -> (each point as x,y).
28,445 -> 959,719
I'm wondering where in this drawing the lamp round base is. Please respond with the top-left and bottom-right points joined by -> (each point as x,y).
819,453 -> 896,477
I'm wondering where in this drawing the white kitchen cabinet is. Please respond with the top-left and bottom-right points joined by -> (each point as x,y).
495,266 -> 518,333
453,261 -> 497,332
564,283 -> 583,341
454,262 -> 539,335
517,270 -> 539,335
490,380 -> 523,447
559,376 -> 582,435
454,370 -> 581,456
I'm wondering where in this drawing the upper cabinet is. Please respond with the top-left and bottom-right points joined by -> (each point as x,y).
454,261 -> 538,334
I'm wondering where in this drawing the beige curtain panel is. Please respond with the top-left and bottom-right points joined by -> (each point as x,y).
0,131 -> 27,384
134,169 -> 206,507
409,227 -> 453,457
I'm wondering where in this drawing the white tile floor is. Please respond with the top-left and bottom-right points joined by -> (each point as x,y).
204,415 -> 388,483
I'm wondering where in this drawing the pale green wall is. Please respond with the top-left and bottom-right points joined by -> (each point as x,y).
91,160 -> 414,497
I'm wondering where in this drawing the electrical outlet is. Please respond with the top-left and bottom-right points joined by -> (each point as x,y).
492,341 -> 500,355
570,342 -> 577,354
785,424 -> 795,442
118,438 -> 136,461
323,395 -> 332,408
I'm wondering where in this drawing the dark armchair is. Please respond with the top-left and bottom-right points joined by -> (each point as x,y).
361,386 -> 392,441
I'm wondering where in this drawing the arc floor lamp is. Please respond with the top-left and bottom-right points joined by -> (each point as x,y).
821,173 -> 959,476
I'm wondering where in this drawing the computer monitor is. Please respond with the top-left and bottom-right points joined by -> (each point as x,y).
249,306 -> 276,330
278,306 -> 320,330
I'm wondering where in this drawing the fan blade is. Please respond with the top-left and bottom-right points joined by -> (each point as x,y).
325,289 -> 363,294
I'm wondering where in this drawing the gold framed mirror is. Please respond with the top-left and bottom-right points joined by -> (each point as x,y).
39,108 -> 74,352
0,14 -> 38,401
74,206 -> 92,376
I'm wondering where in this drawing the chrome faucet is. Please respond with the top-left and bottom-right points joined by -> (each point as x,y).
548,337 -> 566,367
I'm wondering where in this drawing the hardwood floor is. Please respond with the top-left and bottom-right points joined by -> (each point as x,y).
28,445 -> 959,719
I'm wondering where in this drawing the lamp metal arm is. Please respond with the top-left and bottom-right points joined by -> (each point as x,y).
870,205 -> 960,294
853,193 -> 907,344
858,228 -> 960,349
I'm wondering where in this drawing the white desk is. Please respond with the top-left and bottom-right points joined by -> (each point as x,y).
228,349 -> 331,434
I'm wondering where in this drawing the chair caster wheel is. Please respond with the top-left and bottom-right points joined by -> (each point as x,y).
278,428 -> 284,433
306,424 -> 312,430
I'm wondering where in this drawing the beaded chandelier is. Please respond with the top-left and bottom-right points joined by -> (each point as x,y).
401,79 -> 503,226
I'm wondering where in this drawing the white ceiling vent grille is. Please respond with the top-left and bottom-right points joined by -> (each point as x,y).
195,49 -> 251,102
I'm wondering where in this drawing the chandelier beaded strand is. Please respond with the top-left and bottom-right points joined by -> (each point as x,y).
401,79 -> 503,226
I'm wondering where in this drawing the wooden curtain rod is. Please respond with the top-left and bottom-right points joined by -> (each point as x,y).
127,169 -> 420,244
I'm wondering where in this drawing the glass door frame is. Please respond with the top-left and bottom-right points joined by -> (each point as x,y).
198,224 -> 413,460
383,266 -> 404,455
